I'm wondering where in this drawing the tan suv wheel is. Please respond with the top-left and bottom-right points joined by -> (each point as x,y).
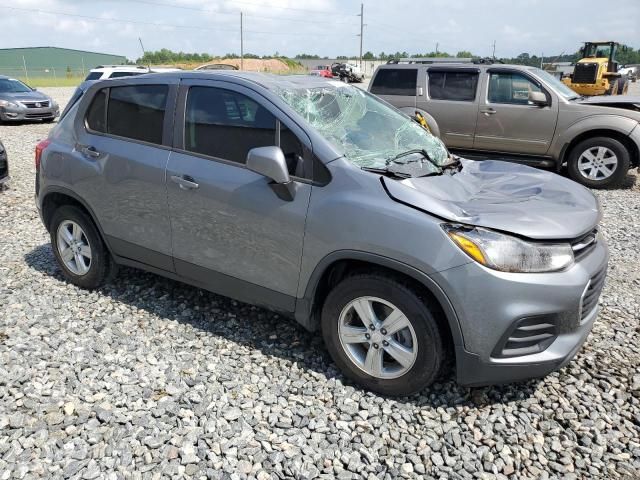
567,137 -> 630,189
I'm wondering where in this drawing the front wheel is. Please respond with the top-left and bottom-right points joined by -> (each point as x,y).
321,274 -> 445,395
567,136 -> 630,189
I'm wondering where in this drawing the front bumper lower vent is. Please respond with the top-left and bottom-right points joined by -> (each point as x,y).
492,316 -> 558,358
580,267 -> 607,323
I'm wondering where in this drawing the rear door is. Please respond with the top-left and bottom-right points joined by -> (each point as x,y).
419,68 -> 480,149
73,81 -> 177,271
165,79 -> 313,312
369,67 -> 418,110
473,69 -> 559,155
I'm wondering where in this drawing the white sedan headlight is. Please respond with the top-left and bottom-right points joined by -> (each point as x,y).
443,224 -> 574,273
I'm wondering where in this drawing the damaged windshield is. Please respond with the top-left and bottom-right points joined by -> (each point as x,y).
274,80 -> 449,174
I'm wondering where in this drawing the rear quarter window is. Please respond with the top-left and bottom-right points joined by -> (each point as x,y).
85,72 -> 103,81
370,69 -> 417,96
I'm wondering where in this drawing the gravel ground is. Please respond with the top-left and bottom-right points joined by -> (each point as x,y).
1,87 -> 639,480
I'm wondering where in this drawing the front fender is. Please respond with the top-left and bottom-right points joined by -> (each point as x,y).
550,114 -> 638,159
294,250 -> 465,350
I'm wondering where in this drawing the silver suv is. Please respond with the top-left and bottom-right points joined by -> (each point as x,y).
36,72 -> 608,395
370,61 -> 640,188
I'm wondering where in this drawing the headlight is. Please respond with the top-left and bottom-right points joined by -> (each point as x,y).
0,99 -> 19,108
443,224 -> 574,273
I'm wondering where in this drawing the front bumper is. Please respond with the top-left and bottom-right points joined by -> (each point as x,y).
0,105 -> 59,122
0,151 -> 8,186
431,238 -> 609,386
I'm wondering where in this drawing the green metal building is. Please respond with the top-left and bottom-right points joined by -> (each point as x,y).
0,47 -> 127,80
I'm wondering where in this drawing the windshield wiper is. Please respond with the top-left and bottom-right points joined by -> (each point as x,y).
386,149 -> 433,165
361,166 -> 412,179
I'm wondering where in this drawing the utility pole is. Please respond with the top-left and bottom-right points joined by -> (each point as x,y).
491,40 -> 496,59
22,55 -> 29,82
240,12 -> 244,70
436,42 -> 439,55
357,3 -> 363,68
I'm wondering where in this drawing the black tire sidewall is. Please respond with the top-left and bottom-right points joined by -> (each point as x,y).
321,275 -> 444,396
567,136 -> 630,189
50,205 -> 109,289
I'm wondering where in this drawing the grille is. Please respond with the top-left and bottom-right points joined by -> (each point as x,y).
25,113 -> 52,119
493,316 -> 558,358
573,63 -> 598,84
22,101 -> 50,109
580,268 -> 607,323
571,229 -> 598,258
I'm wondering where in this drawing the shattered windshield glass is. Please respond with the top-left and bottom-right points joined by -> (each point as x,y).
273,81 -> 449,173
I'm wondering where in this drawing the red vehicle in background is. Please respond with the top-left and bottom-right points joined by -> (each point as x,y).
309,65 -> 333,78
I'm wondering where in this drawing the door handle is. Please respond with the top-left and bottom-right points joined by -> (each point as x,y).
480,108 -> 497,116
171,175 -> 199,190
78,145 -> 101,158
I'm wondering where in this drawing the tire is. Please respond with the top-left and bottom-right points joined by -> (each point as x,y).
617,78 -> 629,95
50,205 -> 112,289
567,136 -> 630,189
321,273 -> 445,396
606,79 -> 619,96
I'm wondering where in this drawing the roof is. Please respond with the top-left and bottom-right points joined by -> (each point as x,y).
0,46 -> 126,58
377,62 -> 534,71
102,70 -> 356,92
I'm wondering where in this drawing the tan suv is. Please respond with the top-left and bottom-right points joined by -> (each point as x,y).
370,61 -> 640,188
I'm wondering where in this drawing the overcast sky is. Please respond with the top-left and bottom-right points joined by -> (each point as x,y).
2,0 -> 639,60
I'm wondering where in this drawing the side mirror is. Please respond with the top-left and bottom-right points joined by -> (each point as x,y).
528,90 -> 548,106
246,146 -> 296,201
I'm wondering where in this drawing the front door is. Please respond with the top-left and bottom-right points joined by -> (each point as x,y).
473,70 -> 559,155
166,81 -> 312,312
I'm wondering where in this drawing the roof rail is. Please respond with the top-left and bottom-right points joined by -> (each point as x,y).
94,65 -> 149,69
387,57 -> 473,64
386,57 -> 504,65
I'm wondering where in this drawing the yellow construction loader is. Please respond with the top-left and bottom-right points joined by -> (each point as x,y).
562,41 -> 629,96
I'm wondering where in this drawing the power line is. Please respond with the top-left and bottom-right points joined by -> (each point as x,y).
0,5 -> 343,37
110,0 -> 343,21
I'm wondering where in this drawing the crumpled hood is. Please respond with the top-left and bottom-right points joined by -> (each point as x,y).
0,90 -> 50,102
382,159 -> 600,240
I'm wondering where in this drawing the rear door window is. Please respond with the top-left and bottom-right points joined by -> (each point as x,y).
107,85 -> 168,144
85,89 -> 106,132
370,69 -> 417,95
428,70 -> 479,101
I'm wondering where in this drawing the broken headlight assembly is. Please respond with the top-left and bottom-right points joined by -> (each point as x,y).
442,224 -> 574,273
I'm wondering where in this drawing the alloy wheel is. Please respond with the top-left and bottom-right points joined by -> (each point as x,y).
338,296 -> 418,379
56,220 -> 92,276
577,146 -> 618,180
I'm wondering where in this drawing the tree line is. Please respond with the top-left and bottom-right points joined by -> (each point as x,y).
137,46 -> 640,66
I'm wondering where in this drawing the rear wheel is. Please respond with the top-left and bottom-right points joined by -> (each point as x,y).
321,273 -> 445,395
567,136 -> 630,189
50,205 -> 113,289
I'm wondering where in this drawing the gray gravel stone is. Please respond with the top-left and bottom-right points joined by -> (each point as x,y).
0,87 -> 639,479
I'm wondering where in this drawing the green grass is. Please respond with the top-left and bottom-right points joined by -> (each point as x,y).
18,77 -> 84,88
